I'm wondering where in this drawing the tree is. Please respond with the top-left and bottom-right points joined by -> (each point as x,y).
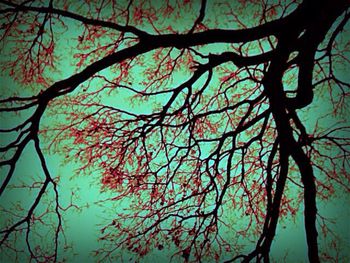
0,0 -> 349,262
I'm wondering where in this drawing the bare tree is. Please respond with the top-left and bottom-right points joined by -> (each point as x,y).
0,0 -> 349,262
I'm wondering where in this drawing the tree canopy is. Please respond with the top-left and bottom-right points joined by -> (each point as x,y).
0,0 -> 349,262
